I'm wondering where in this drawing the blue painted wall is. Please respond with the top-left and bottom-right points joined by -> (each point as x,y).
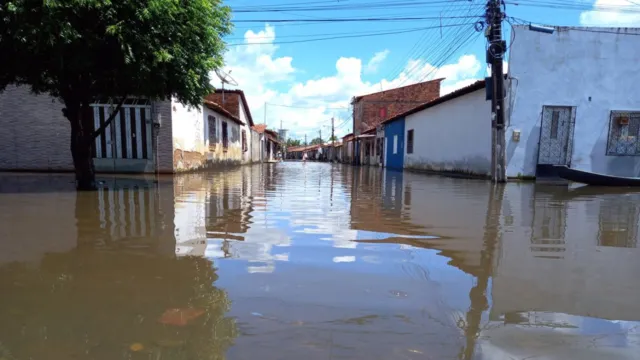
384,118 -> 405,170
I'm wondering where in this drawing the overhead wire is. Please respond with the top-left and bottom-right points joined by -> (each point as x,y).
227,23 -> 475,45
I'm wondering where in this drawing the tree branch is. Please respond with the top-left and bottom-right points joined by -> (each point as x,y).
92,96 -> 127,139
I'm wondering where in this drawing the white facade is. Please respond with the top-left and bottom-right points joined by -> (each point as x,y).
404,87 -> 492,176
171,98 -> 254,171
506,25 -> 640,178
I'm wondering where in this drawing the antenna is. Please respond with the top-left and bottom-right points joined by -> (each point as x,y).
214,69 -> 239,104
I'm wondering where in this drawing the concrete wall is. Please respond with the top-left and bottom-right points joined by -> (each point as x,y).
506,25 -> 640,177
404,89 -> 491,176
250,130 -> 262,163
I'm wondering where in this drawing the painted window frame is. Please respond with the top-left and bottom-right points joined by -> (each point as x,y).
407,129 -> 414,154
393,135 -> 398,155
606,110 -> 640,156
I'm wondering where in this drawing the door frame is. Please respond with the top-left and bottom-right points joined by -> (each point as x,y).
535,105 -> 577,177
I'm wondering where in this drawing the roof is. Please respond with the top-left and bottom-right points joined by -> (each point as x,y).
251,124 -> 267,133
342,133 -> 353,139
212,89 -> 254,126
352,78 -> 445,102
203,100 -> 245,126
382,80 -> 487,125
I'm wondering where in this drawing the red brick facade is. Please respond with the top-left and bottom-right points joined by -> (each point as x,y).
352,79 -> 443,135
205,92 -> 240,118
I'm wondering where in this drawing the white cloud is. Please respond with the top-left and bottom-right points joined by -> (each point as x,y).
219,25 -> 486,140
580,0 -> 640,26
364,49 -> 390,74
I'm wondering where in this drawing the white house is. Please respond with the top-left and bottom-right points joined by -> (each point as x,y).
506,25 -> 640,178
381,80 -> 493,177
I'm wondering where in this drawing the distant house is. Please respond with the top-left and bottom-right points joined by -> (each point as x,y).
0,86 -> 260,173
251,124 -> 281,161
351,79 -> 443,166
506,25 -> 640,179
382,80 -> 491,176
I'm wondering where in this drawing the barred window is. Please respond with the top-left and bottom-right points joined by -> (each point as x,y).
607,111 -> 640,156
208,115 -> 217,150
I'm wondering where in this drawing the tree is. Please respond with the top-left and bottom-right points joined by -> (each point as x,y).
329,135 -> 338,142
286,138 -> 302,147
0,0 -> 232,190
310,137 -> 324,145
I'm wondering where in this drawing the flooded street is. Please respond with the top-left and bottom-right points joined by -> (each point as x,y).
1,162 -> 640,359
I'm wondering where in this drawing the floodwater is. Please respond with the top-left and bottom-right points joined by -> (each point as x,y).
1,163 -> 640,360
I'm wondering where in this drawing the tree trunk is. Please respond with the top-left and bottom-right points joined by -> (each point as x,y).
69,101 -> 97,191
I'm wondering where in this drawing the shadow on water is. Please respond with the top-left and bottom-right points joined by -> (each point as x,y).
2,164 -> 640,359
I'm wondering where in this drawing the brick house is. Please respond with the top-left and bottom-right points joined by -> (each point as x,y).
0,86 -> 258,174
350,79 -> 443,166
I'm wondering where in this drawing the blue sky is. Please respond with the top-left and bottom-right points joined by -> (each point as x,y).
218,0 -> 638,141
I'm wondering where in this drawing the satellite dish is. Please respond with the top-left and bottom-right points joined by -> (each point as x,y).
214,69 -> 239,104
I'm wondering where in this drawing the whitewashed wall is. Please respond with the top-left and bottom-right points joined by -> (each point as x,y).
203,106 -> 244,165
506,25 -> 640,177
171,99 -> 252,171
404,89 -> 492,176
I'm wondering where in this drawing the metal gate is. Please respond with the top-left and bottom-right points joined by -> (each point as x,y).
92,100 -> 153,160
537,106 -> 575,165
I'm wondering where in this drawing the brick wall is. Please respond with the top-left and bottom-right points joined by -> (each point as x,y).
205,92 -> 240,118
0,85 -> 74,171
353,79 -> 443,135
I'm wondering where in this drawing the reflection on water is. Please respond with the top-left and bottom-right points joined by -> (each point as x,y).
1,165 -> 640,359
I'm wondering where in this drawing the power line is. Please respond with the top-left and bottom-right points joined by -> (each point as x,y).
233,0 -> 472,12
232,15 -> 485,23
227,22 -> 477,45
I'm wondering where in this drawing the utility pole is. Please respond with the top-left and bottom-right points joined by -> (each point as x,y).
331,117 -> 335,162
305,134 -> 307,147
264,102 -> 267,126
486,0 -> 507,183
319,129 -> 322,143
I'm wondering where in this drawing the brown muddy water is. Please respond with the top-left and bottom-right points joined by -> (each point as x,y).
1,162 -> 639,360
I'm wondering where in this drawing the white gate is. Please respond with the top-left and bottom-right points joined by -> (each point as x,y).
92,100 -> 153,160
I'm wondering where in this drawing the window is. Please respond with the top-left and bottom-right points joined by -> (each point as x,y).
407,129 -> 414,154
242,129 -> 248,152
222,121 -> 229,152
607,111 -> 640,156
208,115 -> 217,150
393,135 -> 398,154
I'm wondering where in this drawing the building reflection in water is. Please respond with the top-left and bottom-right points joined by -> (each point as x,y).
0,174 -> 236,360
3,166 -> 640,360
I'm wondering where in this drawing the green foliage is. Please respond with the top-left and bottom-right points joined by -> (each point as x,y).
0,0 -> 232,107
286,138 -> 301,147
310,137 -> 323,145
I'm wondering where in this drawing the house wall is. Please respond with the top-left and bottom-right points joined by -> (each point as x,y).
171,100 -> 247,171
203,107 -> 245,166
250,130 -> 262,163
384,118 -> 405,170
404,89 -> 492,176
353,80 -> 442,135
171,99 -> 207,171
0,85 -> 172,173
506,25 -> 640,177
